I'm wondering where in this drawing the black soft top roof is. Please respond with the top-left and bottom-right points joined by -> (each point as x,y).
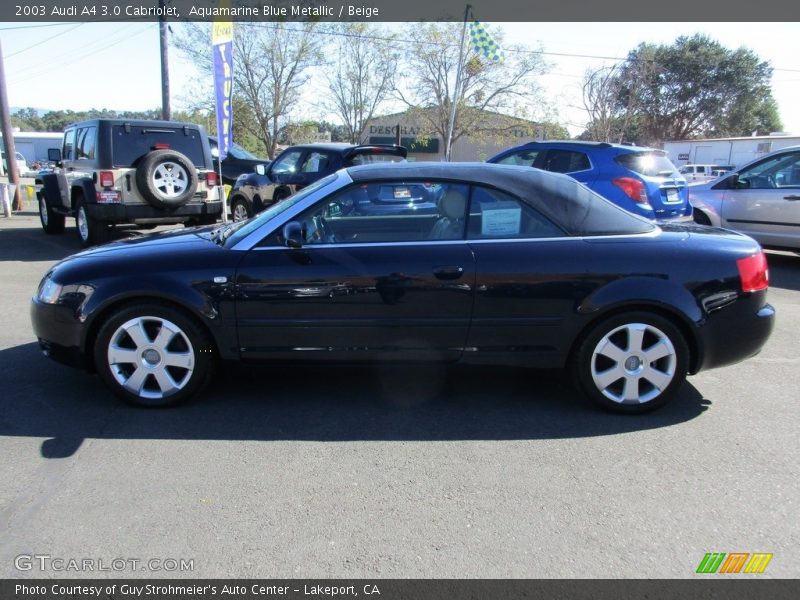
346,162 -> 655,236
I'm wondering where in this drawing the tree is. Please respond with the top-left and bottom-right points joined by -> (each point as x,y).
324,23 -> 398,144
395,22 -> 549,154
613,34 -> 781,145
173,22 -> 323,158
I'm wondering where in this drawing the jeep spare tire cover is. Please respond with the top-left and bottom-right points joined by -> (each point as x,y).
136,149 -> 198,209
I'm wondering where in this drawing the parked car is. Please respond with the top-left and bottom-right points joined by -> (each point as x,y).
488,141 -> 691,222
31,163 -> 774,413
36,119 -> 222,246
228,143 -> 407,221
207,136 -> 270,186
679,164 -> 735,182
690,145 -> 800,251
1,150 -> 29,175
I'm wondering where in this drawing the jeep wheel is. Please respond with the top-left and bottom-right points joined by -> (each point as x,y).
136,149 -> 198,209
38,193 -> 65,234
75,195 -> 110,247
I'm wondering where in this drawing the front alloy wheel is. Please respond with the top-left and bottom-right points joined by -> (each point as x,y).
574,312 -> 688,413
94,303 -> 215,407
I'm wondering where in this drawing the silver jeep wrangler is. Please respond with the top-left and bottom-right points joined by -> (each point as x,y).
37,119 -> 222,246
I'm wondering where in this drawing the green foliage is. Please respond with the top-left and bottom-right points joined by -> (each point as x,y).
611,34 -> 782,144
12,108 -> 162,132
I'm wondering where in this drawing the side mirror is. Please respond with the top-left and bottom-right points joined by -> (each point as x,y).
255,164 -> 266,176
282,221 -> 304,249
48,148 -> 61,162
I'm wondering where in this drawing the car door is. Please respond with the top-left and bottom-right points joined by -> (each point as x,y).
463,185 -> 586,364
234,180 -> 476,362
721,150 -> 800,248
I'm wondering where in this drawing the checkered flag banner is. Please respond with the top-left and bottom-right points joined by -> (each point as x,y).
469,20 -> 505,62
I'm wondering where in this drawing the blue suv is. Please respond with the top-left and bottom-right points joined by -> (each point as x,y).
488,141 -> 691,221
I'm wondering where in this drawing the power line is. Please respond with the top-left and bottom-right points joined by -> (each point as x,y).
8,24 -> 157,85
4,23 -> 85,59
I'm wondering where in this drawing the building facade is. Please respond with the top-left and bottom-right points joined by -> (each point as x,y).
363,109 -> 545,162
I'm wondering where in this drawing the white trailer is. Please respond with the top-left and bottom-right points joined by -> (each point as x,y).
664,134 -> 800,169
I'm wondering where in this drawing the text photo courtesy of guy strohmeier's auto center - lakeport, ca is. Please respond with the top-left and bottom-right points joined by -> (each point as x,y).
0,0 -> 799,599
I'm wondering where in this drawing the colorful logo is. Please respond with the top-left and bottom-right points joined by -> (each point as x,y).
696,552 -> 773,574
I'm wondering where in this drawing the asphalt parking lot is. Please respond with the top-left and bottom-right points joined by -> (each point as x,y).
0,208 -> 798,579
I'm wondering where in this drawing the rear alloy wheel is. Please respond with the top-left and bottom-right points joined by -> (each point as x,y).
94,303 -> 215,407
231,197 -> 252,222
38,193 -> 65,234
75,195 -> 110,247
573,312 -> 689,413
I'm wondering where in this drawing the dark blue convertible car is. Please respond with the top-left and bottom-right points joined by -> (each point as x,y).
31,163 -> 774,413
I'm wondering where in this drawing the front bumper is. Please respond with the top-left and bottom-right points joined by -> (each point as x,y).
30,297 -> 88,370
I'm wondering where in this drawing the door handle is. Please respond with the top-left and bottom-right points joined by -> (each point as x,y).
784,195 -> 800,201
433,266 -> 464,280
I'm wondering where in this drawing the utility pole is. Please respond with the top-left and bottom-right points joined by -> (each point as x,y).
159,0 -> 171,120
0,40 -> 21,211
445,4 -> 471,162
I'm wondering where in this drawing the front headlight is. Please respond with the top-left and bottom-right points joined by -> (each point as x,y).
37,277 -> 63,304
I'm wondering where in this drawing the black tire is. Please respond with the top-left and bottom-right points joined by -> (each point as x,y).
38,192 -> 65,234
93,302 -> 216,407
230,196 -> 252,222
74,195 -> 110,247
273,189 -> 290,204
135,149 -> 198,209
571,311 -> 689,414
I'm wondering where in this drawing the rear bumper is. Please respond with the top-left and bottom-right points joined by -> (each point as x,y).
86,201 -> 223,223
694,302 -> 775,372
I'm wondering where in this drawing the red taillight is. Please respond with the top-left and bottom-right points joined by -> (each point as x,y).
206,171 -> 218,187
737,252 -> 769,293
153,143 -> 170,150
612,177 -> 650,206
99,171 -> 114,187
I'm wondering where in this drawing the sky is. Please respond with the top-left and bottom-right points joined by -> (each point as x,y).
1,21 -> 799,138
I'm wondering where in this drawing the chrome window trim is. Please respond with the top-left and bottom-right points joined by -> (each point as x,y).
248,228 -> 662,251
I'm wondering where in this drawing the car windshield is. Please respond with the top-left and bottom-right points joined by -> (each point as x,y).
616,152 -> 680,177
223,173 -> 341,247
223,141 -> 259,160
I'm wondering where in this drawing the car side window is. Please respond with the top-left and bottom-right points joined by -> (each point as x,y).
62,128 -> 76,161
75,126 -> 97,160
495,150 -> 539,167
300,152 -> 332,174
271,150 -> 303,175
543,150 -> 590,174
467,186 -> 563,240
738,152 -> 800,189
285,181 -> 467,245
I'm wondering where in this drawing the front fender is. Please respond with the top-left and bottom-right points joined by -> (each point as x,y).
78,274 -> 226,357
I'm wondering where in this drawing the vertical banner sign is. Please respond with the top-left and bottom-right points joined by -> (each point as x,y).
212,5 -> 233,161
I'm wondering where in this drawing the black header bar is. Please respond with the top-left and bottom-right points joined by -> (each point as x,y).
2,0 -> 799,22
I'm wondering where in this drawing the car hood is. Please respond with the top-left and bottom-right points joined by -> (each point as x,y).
71,226 -> 217,258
